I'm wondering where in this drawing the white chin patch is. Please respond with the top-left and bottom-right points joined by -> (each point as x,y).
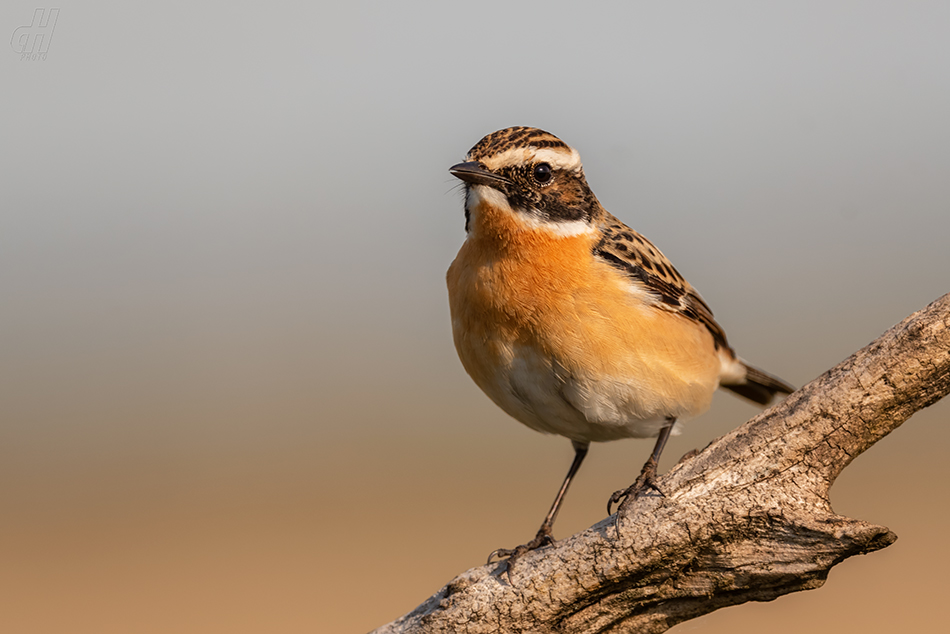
467,184 -> 509,211
467,185 -> 593,238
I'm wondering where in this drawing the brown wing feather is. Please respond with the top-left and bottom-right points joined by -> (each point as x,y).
592,212 -> 732,353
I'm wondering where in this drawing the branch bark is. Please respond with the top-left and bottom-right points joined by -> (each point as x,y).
373,293 -> 950,634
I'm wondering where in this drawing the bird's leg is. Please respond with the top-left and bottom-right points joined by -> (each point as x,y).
607,418 -> 675,519
488,441 -> 589,577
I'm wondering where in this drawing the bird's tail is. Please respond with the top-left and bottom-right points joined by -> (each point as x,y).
719,356 -> 795,406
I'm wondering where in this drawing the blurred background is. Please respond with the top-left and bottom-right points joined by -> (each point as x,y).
2,2 -> 948,632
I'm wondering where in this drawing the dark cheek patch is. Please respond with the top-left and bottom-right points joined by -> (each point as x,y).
538,182 -> 589,222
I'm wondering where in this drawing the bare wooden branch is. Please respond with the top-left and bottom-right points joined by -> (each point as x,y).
373,293 -> 950,634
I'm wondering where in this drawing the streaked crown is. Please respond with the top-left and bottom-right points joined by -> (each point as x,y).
467,127 -> 566,156
450,127 -> 601,231
466,127 -> 577,165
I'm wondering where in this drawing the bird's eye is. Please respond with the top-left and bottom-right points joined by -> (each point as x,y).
532,163 -> 553,184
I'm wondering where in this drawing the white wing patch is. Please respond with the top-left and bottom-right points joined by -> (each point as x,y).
718,352 -> 749,385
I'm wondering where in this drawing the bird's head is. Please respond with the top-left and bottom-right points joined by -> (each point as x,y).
449,127 -> 602,237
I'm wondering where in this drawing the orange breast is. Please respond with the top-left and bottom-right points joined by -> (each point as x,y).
446,199 -> 721,440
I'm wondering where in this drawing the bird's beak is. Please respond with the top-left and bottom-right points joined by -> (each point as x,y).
449,161 -> 510,188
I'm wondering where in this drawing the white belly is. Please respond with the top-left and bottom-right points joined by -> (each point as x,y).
473,343 -> 702,443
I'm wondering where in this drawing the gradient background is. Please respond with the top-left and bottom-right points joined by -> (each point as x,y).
3,2 -> 948,633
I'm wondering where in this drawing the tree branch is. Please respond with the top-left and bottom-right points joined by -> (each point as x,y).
373,293 -> 950,634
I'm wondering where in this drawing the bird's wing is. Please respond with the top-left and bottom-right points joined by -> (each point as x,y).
592,212 -> 731,352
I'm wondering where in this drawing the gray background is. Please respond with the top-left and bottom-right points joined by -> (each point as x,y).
3,2 -> 948,632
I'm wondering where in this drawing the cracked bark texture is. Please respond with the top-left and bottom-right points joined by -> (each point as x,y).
372,293 -> 950,634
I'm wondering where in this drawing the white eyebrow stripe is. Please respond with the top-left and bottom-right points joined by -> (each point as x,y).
477,146 -> 582,172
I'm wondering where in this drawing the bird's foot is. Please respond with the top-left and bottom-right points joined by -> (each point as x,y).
607,458 -> 664,532
487,529 -> 555,583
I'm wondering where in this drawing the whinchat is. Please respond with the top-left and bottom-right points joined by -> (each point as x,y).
446,127 -> 793,565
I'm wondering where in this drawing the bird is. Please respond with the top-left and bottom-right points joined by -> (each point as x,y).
446,126 -> 794,566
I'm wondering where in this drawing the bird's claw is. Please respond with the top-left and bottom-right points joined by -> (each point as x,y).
607,469 -> 664,534
486,532 -> 555,582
